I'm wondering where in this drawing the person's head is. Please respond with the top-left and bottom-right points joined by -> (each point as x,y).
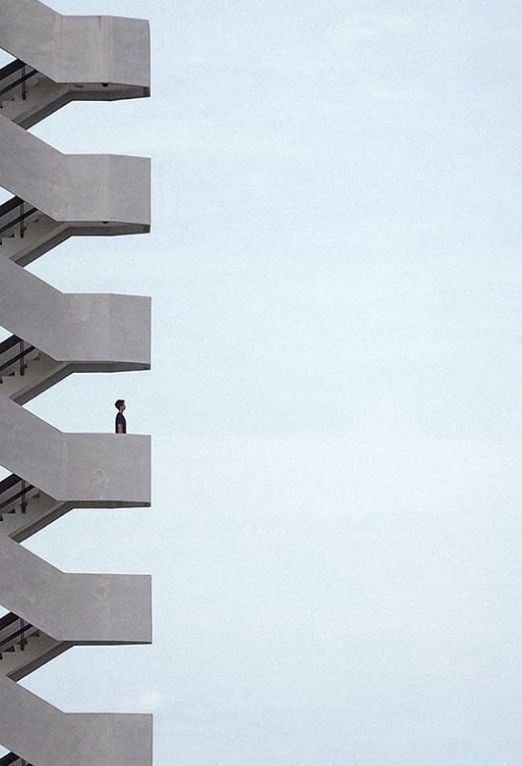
115,399 -> 126,413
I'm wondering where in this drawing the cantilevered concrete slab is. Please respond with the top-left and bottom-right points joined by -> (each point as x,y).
0,2 -> 153,765
0,534 -> 151,643
0,396 -> 151,505
0,257 -> 151,367
0,116 -> 150,226
0,0 -> 150,89
0,677 -> 152,766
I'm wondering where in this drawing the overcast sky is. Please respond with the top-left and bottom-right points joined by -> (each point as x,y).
3,0 -> 522,764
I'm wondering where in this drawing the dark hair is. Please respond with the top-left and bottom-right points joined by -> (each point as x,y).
115,399 -> 125,410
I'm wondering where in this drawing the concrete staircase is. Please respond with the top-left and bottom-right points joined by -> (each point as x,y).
0,613 -> 68,682
0,57 -> 148,130
0,336 -> 70,405
0,675 -> 152,766
0,3 -> 153,766
0,194 -> 70,266
0,474 -> 70,543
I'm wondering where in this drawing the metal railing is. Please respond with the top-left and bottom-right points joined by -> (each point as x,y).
0,612 -> 18,632
0,59 -> 28,81
0,337 -> 36,378
0,752 -> 24,766
0,478 -> 34,519
0,618 -> 37,655
0,198 -> 37,241
0,473 -> 22,496
0,195 -> 24,219
0,60 -> 37,104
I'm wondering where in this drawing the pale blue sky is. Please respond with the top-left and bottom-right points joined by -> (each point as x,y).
3,0 -> 522,764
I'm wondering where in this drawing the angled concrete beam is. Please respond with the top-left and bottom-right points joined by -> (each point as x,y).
0,2 -> 154,763
0,115 -> 150,226
0,534 -> 151,643
0,396 -> 150,505
0,257 -> 151,368
0,0 -> 150,90
0,677 -> 152,766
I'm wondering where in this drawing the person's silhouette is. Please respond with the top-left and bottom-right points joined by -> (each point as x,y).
115,399 -> 127,434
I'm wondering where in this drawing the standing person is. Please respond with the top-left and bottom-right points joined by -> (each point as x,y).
115,399 -> 127,434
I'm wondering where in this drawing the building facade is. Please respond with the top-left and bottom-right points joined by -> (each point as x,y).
0,2 -> 152,765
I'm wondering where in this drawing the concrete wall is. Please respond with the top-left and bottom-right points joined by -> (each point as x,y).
0,115 -> 150,225
0,257 -> 151,367
0,396 -> 151,505
0,2 -> 153,764
0,534 -> 151,643
0,0 -> 150,88
0,677 -> 152,766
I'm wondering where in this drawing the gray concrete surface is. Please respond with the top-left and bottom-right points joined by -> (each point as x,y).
0,533 -> 151,643
0,677 -> 152,766
0,0 -> 150,89
0,396 -> 151,505
0,490 -> 72,542
0,626 -> 69,683
0,1 -> 153,764
0,257 -> 151,366
0,115 -> 150,226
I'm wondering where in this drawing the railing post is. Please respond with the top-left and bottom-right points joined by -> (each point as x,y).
21,65 -> 27,101
19,339 -> 25,376
19,200 -> 25,239
21,479 -> 27,514
19,618 -> 26,650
